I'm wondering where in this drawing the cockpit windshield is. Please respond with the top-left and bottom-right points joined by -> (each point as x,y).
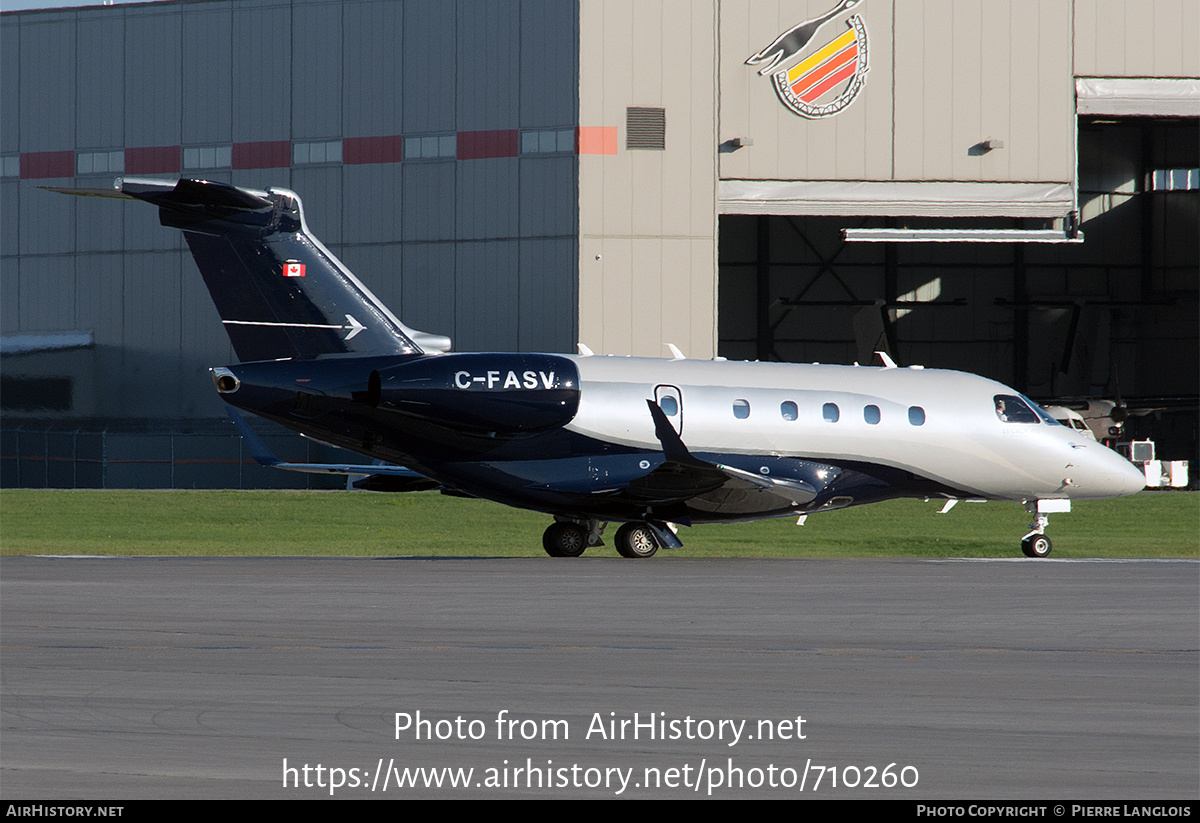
998,395 -> 1065,429
1021,393 -> 1062,425
994,394 -> 1060,425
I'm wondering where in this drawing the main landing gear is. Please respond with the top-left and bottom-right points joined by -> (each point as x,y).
614,523 -> 658,558
541,519 -> 666,558
542,522 -> 589,557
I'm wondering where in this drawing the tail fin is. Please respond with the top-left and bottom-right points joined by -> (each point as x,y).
118,177 -> 451,362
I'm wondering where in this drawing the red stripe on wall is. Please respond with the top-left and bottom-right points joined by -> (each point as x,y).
457,130 -> 518,159
125,146 -> 181,175
20,150 -> 75,179
798,58 -> 858,104
232,140 -> 291,170
791,44 -> 857,98
342,135 -> 403,165
576,126 -> 618,155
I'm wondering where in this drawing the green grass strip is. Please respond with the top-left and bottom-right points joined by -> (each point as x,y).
2,489 -> 1195,558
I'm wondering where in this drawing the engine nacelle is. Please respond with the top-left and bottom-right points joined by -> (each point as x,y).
372,353 -> 580,433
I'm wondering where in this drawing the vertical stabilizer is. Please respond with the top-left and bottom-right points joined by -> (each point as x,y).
116,177 -> 451,362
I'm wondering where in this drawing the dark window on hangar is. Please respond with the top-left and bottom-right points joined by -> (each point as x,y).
626,107 -> 665,150
1,376 -> 72,411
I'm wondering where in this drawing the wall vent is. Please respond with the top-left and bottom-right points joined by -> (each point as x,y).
626,107 -> 666,150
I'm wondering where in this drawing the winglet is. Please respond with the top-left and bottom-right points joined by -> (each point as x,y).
646,399 -> 703,466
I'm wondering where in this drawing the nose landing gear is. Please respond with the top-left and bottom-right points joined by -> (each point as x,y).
1021,499 -> 1070,558
1021,527 -> 1053,558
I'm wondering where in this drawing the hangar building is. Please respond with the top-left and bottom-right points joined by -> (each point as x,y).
2,0 -> 1196,487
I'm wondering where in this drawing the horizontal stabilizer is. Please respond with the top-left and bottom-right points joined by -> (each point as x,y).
227,408 -> 432,486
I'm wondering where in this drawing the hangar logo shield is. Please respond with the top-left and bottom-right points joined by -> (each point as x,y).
745,1 -> 870,119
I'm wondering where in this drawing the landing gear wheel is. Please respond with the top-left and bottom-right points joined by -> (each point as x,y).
543,522 -> 587,557
1021,534 -> 1052,558
615,523 -> 659,558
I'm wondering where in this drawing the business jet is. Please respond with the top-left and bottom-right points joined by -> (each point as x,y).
54,177 -> 1146,558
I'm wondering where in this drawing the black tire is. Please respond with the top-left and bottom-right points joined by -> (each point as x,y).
542,522 -> 587,557
615,523 -> 659,558
1021,534 -> 1052,558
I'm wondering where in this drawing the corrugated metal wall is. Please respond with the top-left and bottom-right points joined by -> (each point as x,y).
1,0 -> 582,435
576,0 -> 720,359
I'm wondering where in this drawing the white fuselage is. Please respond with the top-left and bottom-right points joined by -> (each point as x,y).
564,356 -> 1146,503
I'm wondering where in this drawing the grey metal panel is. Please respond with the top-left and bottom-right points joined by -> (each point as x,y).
231,1 -> 291,143
401,161 -> 455,242
17,254 -> 75,333
123,6 -> 183,148
18,13 -> 75,151
123,192 -> 184,252
177,249 -> 235,378
456,0 -> 520,132
518,237 -> 577,353
290,165 -> 343,245
1,254 -> 20,334
519,0 -> 579,128
456,156 -> 518,240
122,250 -> 181,360
455,239 -> 519,352
74,193 -> 125,254
231,169 -> 286,191
341,162 -> 403,245
518,155 -> 577,239
20,181 -> 75,256
72,253 -> 124,347
182,3 -> 233,144
400,241 -> 457,347
1,180 -> 18,260
335,242 -> 405,324
402,0 -> 456,133
342,0 -> 403,138
75,12 -> 125,150
2,17 -> 20,153
292,0 -> 342,139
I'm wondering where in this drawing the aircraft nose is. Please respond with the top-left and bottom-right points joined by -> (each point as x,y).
1088,449 -> 1146,498
1114,454 -> 1148,495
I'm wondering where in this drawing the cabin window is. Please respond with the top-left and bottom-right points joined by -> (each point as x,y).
864,405 -> 881,425
733,399 -> 750,419
659,395 -> 678,416
993,394 -> 1039,424
780,401 -> 798,421
908,406 -> 926,426
822,402 -> 839,423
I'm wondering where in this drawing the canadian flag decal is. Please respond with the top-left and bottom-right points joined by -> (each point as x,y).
284,260 -> 306,277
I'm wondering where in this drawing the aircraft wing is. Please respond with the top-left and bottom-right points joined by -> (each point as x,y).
585,401 -> 821,519
226,408 -> 440,491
